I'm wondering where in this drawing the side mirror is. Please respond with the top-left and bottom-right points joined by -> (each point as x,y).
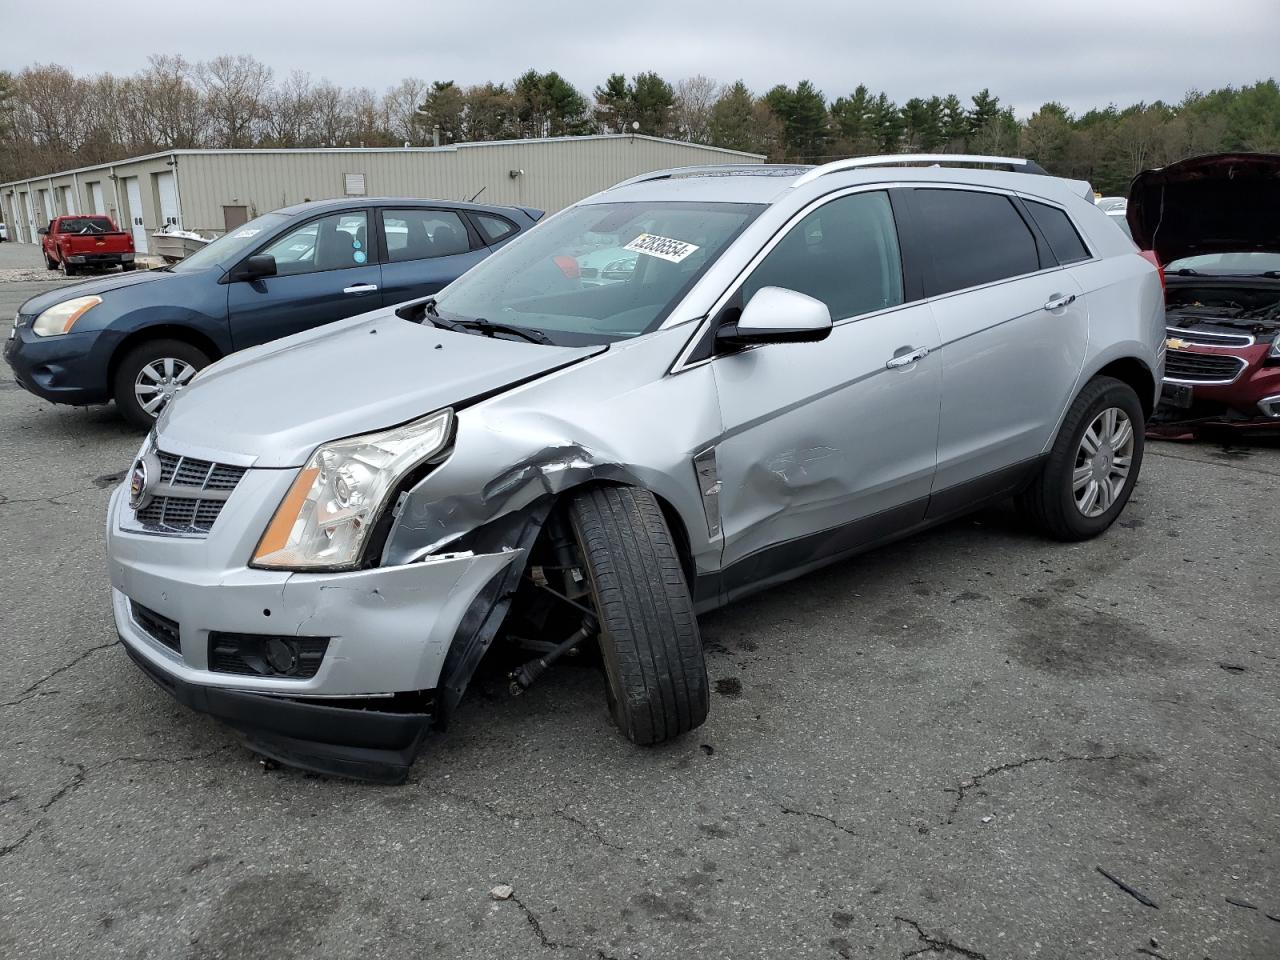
231,254 -> 277,282
716,286 -> 832,349
37,227 -> 48,236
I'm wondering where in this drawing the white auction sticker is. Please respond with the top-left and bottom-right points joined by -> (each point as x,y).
623,233 -> 700,263
232,228 -> 261,239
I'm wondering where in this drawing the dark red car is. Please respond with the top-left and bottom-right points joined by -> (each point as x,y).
1128,153 -> 1280,431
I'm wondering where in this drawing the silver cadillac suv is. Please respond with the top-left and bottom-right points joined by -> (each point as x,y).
106,155 -> 1166,781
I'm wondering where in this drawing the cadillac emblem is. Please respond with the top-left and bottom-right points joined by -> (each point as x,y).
129,459 -> 150,510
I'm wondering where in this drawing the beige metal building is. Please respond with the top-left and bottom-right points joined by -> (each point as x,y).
0,135 -> 762,253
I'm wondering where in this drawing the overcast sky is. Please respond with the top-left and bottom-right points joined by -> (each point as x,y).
2,0 -> 1276,116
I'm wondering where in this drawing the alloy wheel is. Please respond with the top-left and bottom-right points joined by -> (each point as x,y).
1072,406 -> 1134,517
134,357 -> 196,418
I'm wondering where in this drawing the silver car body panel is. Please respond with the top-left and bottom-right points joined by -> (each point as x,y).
106,162 -> 1165,706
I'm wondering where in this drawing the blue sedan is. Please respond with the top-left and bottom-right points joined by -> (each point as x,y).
4,198 -> 542,426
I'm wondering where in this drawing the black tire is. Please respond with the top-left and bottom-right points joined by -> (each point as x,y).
567,485 -> 709,745
121,262 -> 137,271
112,338 -> 211,429
1018,376 -> 1145,541
45,255 -> 58,270
59,258 -> 77,277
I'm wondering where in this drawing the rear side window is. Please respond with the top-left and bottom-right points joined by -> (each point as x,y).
473,213 -> 518,244
742,190 -> 905,321
915,189 -> 1040,295
1025,200 -> 1090,264
383,209 -> 471,263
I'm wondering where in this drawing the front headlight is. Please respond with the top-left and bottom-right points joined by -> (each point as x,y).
32,296 -> 102,337
252,409 -> 453,570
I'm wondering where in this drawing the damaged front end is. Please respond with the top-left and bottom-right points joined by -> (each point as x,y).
1155,280 -> 1280,432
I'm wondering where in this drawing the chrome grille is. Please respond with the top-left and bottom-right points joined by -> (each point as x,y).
1164,350 -> 1247,384
1166,326 -> 1254,348
131,448 -> 248,536
157,451 -> 248,490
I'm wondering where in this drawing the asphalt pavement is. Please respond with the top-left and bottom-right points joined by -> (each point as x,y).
1,259 -> 1277,959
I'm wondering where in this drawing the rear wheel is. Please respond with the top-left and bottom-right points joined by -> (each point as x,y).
567,485 -> 709,745
112,339 -> 210,429
1018,376 -> 1145,540
59,258 -> 77,277
45,255 -> 58,271
121,262 -> 137,272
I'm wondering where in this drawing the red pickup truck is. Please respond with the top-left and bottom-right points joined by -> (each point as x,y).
40,215 -> 136,276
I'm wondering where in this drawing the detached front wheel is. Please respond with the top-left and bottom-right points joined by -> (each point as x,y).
568,485 -> 709,745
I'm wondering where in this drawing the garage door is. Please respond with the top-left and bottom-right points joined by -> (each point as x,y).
156,171 -> 180,229
61,185 -> 78,215
90,182 -> 106,215
124,177 -> 148,253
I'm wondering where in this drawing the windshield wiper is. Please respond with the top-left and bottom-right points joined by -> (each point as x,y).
454,318 -> 553,345
412,298 -> 552,344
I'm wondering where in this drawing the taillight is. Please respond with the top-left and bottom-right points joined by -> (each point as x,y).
1138,249 -> 1165,294
552,255 -> 580,279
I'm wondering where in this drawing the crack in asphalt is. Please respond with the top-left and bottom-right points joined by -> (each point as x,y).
0,825 -> 36,860
553,808 -> 625,852
779,803 -> 858,837
441,789 -> 626,854
1147,449 -> 1280,478
3,640 -> 120,706
944,753 -> 1130,824
895,916 -> 988,959
1,745 -> 236,861
507,894 -> 622,959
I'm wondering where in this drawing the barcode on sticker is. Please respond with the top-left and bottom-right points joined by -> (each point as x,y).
623,233 -> 700,263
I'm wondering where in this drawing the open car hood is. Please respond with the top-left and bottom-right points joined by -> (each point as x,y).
1127,153 -> 1280,263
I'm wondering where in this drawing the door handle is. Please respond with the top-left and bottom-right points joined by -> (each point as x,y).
343,283 -> 379,294
1044,293 -> 1076,310
886,346 -> 929,369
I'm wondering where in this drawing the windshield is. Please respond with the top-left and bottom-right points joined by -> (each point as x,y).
170,212 -> 290,273
1166,251 -> 1280,275
433,201 -> 763,345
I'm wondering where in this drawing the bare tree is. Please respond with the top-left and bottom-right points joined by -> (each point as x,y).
673,75 -> 719,144
139,55 -> 208,149
310,80 -> 349,146
200,54 -> 272,148
384,77 -> 429,145
264,70 -> 316,147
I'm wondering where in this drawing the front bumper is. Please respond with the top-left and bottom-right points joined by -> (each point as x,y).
106,477 -> 521,779
4,322 -> 115,404
1159,340 -> 1280,426
67,252 -> 133,266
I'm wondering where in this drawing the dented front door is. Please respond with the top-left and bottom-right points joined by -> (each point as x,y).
711,302 -> 941,575
706,189 -> 941,581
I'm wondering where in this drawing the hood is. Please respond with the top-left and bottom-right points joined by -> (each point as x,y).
17,267 -> 188,316
158,310 -> 605,467
1127,152 -> 1280,263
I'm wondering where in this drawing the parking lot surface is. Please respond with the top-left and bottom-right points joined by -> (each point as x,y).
2,273 -> 1278,960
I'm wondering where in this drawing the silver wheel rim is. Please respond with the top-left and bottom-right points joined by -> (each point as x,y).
134,357 -> 196,417
1073,406 -> 1134,518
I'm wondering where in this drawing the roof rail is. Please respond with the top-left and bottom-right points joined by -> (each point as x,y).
790,154 -> 1048,187
608,163 -> 793,191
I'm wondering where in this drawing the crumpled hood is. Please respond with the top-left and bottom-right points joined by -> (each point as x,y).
158,310 -> 605,467
1127,152 -> 1280,263
17,267 -> 183,316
